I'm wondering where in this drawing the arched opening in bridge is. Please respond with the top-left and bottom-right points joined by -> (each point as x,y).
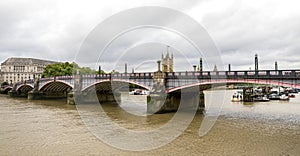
3,87 -> 12,94
39,81 -> 72,99
81,80 -> 151,116
16,85 -> 34,97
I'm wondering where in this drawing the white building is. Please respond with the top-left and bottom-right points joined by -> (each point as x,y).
0,57 -> 57,84
0,68 -> 3,83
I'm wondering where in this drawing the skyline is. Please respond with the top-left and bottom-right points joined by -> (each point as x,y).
0,0 -> 300,72
0,51 -> 291,73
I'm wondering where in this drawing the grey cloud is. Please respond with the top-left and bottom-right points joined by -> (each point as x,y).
0,0 -> 299,73
201,1 -> 300,70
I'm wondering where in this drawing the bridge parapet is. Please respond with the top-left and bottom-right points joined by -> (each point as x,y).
165,70 -> 300,79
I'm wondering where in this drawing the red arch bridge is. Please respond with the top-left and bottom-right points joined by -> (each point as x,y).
7,69 -> 300,113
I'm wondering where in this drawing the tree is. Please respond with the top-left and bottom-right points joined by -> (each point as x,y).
109,70 -> 120,74
96,70 -> 106,74
42,62 -> 105,78
42,62 -> 76,77
1,81 -> 9,86
78,67 -> 96,75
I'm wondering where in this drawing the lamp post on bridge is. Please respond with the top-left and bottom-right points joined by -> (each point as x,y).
98,66 -> 101,74
157,60 -> 161,72
255,54 -> 259,76
200,58 -> 203,72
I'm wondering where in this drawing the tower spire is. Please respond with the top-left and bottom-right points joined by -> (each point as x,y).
167,45 -> 170,53
166,45 -> 170,58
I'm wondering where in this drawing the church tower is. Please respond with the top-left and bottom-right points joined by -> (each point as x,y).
161,46 -> 174,73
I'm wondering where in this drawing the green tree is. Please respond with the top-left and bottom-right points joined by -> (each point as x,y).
42,62 -> 106,78
42,62 -> 76,77
78,67 -> 96,75
96,70 -> 106,74
1,81 -> 9,86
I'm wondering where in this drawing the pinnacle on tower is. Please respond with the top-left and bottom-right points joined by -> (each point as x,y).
166,45 -> 170,58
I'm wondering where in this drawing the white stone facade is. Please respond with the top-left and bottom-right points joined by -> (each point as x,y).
0,58 -> 57,84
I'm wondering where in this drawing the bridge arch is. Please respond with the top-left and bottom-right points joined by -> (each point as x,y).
3,86 -> 13,94
166,79 -> 300,93
16,84 -> 34,93
39,80 -> 73,93
81,79 -> 151,92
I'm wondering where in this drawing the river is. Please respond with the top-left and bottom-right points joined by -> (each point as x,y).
0,90 -> 300,155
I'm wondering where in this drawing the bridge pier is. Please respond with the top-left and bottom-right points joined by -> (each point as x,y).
96,92 -> 121,103
147,69 -> 205,114
26,78 -> 44,100
8,83 -> 25,97
67,91 -> 121,105
67,91 -> 76,105
8,90 -> 20,97
147,90 -> 205,114
27,91 -> 44,100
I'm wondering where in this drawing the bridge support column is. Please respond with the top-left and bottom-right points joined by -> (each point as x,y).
67,71 -> 83,105
27,78 -> 45,100
8,90 -> 19,97
147,91 -> 205,114
67,91 -> 121,104
67,91 -> 79,105
8,83 -> 20,97
97,92 -> 121,103
28,91 -> 44,100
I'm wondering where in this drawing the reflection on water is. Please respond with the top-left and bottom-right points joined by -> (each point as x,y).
0,89 -> 300,155
118,93 -> 147,116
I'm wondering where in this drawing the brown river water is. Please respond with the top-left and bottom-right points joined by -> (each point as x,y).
0,90 -> 300,155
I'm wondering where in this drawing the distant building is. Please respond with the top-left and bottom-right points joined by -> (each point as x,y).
213,64 -> 218,72
161,52 -> 174,73
0,57 -> 57,84
195,58 -> 203,72
0,68 -> 3,83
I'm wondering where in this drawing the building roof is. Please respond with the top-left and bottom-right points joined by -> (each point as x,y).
1,57 -> 58,66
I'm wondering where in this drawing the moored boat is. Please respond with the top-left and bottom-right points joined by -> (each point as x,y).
254,95 -> 270,102
280,94 -> 289,101
268,93 -> 280,100
232,92 -> 243,102
129,89 -> 150,95
289,94 -> 296,98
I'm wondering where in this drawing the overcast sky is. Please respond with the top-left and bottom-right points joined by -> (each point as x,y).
0,0 -> 299,72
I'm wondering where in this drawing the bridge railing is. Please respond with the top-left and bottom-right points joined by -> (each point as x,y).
12,70 -> 300,89
165,70 -> 300,79
111,72 -> 153,79
82,74 -> 111,79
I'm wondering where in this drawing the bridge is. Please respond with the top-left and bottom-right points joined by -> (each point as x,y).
7,69 -> 300,113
